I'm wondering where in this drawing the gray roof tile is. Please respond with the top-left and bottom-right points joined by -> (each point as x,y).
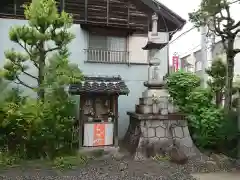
69,76 -> 129,95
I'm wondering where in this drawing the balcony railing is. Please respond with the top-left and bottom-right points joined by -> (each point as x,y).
84,49 -> 129,64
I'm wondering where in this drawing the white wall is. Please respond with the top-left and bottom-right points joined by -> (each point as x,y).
0,18 -> 162,138
128,34 -> 148,64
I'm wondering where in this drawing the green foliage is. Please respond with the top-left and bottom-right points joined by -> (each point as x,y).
189,0 -> 240,113
167,71 -> 237,152
189,0 -> 238,28
188,106 -> 224,149
186,87 -> 213,112
0,86 -> 78,159
1,0 -> 81,100
0,152 -> 20,167
0,0 -> 83,164
53,154 -> 88,170
44,48 -> 83,88
206,58 -> 226,106
167,71 -> 201,112
206,58 -> 226,92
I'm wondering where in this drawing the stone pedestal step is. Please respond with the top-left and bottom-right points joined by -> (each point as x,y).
136,104 -> 153,114
139,97 -> 153,105
142,89 -> 169,98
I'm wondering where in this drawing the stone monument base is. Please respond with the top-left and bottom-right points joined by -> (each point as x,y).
123,112 -> 200,161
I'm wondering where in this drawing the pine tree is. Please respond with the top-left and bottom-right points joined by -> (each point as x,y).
1,0 -> 76,101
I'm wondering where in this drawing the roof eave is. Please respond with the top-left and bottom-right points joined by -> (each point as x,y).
140,0 -> 186,31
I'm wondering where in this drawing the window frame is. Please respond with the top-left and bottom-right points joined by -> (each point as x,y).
86,32 -> 129,64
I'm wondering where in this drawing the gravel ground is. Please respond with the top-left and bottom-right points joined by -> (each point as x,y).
0,157 -> 197,180
0,155 -> 238,180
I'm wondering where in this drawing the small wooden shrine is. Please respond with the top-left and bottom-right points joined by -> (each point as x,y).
69,76 -> 129,148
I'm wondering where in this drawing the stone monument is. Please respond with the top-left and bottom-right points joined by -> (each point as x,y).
123,13 -> 200,162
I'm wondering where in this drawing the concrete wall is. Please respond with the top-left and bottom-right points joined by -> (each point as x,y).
128,34 -> 149,64
0,18 -> 168,138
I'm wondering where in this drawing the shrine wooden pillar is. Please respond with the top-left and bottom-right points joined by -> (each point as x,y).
79,95 -> 85,148
114,95 -> 119,147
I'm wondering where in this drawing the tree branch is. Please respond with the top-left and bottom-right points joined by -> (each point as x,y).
17,41 -> 39,69
8,58 -> 38,81
29,45 -> 40,69
233,49 -> 240,55
213,16 -> 227,38
45,46 -> 61,53
17,41 -> 31,57
234,28 -> 240,36
225,4 -> 231,23
22,70 -> 38,80
231,20 -> 240,31
15,76 -> 35,89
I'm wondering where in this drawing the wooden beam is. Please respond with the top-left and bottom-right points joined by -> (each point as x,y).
93,96 -> 97,118
85,0 -> 88,22
79,95 -> 85,148
107,0 -> 109,25
127,0 -> 130,27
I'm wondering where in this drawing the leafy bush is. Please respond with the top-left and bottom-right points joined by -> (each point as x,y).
0,0 -> 82,162
167,71 -> 201,112
0,151 -> 20,167
167,71 -> 238,153
0,86 -> 78,159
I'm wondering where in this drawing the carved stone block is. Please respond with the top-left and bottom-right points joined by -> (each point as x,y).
139,97 -> 153,105
136,104 -> 152,114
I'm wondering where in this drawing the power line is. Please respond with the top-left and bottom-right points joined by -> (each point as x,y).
167,0 -> 240,45
169,27 -> 196,45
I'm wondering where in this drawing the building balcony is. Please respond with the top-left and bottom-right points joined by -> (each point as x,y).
84,49 -> 129,64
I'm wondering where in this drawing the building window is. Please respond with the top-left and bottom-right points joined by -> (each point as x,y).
85,33 -> 129,64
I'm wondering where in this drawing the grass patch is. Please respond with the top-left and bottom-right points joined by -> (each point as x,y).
0,150 -> 90,172
152,154 -> 170,161
0,149 -> 107,172
52,153 -> 89,170
0,152 -> 21,169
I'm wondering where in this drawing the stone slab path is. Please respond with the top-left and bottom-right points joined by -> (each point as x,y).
192,171 -> 240,180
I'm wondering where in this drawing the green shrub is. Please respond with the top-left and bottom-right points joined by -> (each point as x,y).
167,71 -> 201,112
167,71 -> 238,153
188,107 -> 224,149
0,87 -> 78,159
0,151 -> 20,167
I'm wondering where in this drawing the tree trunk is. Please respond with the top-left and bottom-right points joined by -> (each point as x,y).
216,90 -> 222,107
38,42 -> 46,101
224,47 -> 235,114
237,90 -> 240,158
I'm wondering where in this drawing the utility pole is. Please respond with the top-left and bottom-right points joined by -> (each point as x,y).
200,22 -> 215,88
200,25 -> 208,88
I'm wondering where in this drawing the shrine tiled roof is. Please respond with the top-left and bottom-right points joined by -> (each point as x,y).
69,76 -> 129,95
